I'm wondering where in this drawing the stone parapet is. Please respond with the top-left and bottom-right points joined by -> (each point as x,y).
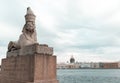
7,43 -> 53,58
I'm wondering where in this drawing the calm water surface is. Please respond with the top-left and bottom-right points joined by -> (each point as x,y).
57,69 -> 120,83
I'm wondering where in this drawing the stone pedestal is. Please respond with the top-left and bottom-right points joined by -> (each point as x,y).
0,44 -> 58,83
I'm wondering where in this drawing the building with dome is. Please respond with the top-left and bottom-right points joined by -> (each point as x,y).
57,55 -> 120,69
70,56 -> 75,63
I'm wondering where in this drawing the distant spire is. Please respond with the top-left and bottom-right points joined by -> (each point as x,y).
27,7 -> 34,15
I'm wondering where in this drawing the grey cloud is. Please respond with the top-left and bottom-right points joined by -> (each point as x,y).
0,41 -> 8,47
1,0 -> 120,62
0,0 -> 26,27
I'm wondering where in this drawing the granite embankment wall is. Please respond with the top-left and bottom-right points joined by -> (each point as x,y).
0,71 -> 1,80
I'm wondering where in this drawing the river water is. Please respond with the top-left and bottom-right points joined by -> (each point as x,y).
57,69 -> 120,83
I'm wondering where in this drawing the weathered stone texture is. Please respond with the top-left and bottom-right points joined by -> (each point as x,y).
1,53 -> 58,83
0,71 -> 1,81
1,55 -> 34,83
7,44 -> 53,58
34,55 -> 57,81
8,7 -> 37,52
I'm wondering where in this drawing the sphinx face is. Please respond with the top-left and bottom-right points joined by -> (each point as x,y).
25,21 -> 35,34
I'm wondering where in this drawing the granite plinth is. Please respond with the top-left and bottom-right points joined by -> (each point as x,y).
1,54 -> 58,83
7,44 -> 53,58
1,44 -> 58,83
0,71 -> 1,82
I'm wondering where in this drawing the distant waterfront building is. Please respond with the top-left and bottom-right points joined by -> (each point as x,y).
99,63 -> 104,68
57,62 -> 120,69
70,56 -> 75,63
57,56 -> 80,69
80,62 -> 91,68
67,64 -> 76,69
118,61 -> 120,68
57,56 -> 120,69
102,62 -> 118,69
57,63 -> 68,69
91,62 -> 100,69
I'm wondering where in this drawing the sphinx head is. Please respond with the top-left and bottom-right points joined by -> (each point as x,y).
23,7 -> 36,35
23,21 -> 36,34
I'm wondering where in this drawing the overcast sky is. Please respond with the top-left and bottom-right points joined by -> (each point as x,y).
1,0 -> 120,63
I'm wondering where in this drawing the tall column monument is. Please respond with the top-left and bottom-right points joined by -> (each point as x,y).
0,7 -> 59,83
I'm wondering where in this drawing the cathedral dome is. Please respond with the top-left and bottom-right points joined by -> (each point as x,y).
70,56 -> 75,63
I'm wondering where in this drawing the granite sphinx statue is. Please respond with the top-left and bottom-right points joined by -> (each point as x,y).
8,7 -> 37,52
